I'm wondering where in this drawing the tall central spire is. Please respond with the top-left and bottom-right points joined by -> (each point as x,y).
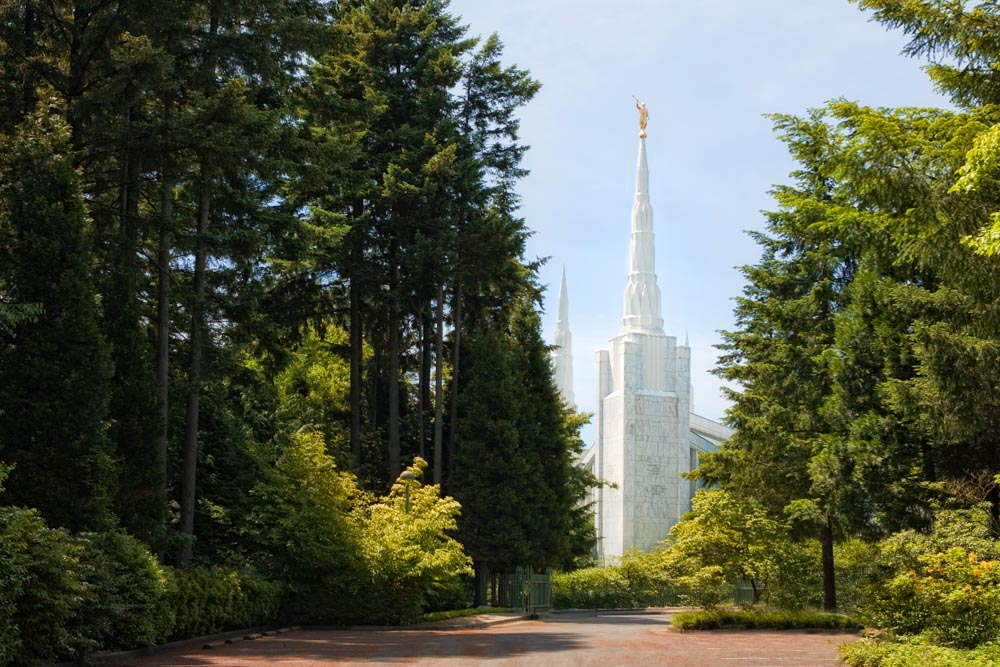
621,134 -> 663,332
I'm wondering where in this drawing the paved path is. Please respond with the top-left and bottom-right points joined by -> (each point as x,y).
110,611 -> 859,666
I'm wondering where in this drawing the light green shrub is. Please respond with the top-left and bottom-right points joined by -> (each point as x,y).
661,490 -> 799,608
841,637 -> 1000,667
349,459 -> 472,625
863,546 -> 1000,648
553,566 -> 633,609
553,549 -> 678,609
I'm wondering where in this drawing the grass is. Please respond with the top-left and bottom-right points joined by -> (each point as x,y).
671,608 -> 861,632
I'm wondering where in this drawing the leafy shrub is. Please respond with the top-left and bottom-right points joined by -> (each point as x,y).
862,546 -> 1000,648
73,529 -> 174,650
661,490 -> 805,609
553,566 -> 633,609
166,567 -> 282,640
247,431 -> 360,622
553,550 -> 679,609
349,459 -> 472,625
0,497 -> 85,667
671,608 -> 860,631
841,637 -> 1000,667
831,538 -> 883,615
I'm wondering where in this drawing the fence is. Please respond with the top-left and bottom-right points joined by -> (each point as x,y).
487,567 -> 553,614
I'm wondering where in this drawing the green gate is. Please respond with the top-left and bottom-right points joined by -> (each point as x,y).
488,567 -> 552,613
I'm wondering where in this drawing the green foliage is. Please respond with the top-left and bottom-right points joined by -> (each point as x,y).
453,297 -> 597,576
864,546 -> 1000,649
351,459 -> 473,624
166,567 -> 282,641
273,325 -> 353,458
660,490 -> 809,608
248,439 -> 471,625
842,637 -> 1000,667
552,550 -> 678,609
671,609 -> 860,632
73,530 -> 174,651
246,430 -> 359,612
0,106 -> 113,532
0,503 -> 85,666
833,538 -> 885,614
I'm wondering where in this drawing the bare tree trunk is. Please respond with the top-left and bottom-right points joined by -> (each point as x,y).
156,160 -> 173,507
177,178 -> 210,568
387,257 -> 401,480
473,561 -> 490,607
156,34 -> 177,511
418,311 -> 431,461
821,517 -> 836,611
350,229 -> 363,468
433,283 -> 445,485
447,282 -> 462,485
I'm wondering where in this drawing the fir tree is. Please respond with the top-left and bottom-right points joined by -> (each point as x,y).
0,106 -> 114,531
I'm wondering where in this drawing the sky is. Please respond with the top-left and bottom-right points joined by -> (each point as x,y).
446,0 -> 950,440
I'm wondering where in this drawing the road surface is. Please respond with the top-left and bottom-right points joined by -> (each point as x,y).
111,610 -> 858,666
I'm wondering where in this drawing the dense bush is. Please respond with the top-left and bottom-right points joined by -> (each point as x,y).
167,567 -> 282,640
863,547 -> 1000,648
841,637 -> 1000,667
661,490 -> 812,609
0,502 -> 85,667
671,608 -> 860,631
252,449 -> 471,625
848,507 -> 1000,650
553,549 -> 679,609
74,530 -> 174,651
349,460 -> 472,625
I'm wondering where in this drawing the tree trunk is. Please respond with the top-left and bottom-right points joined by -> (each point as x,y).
177,178 -> 210,568
156,166 -> 172,506
418,310 -> 431,460
473,561 -> 490,607
433,283 -> 445,485
447,281 -> 462,485
387,256 -> 401,480
821,517 -> 837,611
350,230 -> 363,468
988,441 -> 1000,538
156,37 -> 177,511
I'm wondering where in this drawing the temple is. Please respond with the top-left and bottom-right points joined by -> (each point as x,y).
555,111 -> 732,562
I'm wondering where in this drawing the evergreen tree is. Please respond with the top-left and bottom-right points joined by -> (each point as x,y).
452,291 -> 595,603
0,107 -> 114,531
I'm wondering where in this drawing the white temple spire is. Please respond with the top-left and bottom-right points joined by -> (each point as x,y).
621,134 -> 664,333
553,266 -> 575,407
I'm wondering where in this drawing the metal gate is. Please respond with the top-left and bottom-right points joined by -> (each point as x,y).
488,567 -> 552,613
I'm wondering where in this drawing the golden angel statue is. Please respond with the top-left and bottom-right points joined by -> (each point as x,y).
633,97 -> 648,138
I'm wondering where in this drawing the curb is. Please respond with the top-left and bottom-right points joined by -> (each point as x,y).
47,626 -> 302,666
303,613 -> 531,632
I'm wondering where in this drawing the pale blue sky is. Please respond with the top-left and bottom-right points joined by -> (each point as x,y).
448,0 -> 948,435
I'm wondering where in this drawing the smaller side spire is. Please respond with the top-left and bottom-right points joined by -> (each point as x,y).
553,266 -> 575,407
